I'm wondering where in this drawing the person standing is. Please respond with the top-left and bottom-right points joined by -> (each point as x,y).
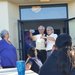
30,25 -> 46,64
0,30 -> 17,68
24,31 -> 36,60
46,26 -> 58,58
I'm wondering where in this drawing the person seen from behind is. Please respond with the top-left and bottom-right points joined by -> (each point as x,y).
39,33 -> 73,75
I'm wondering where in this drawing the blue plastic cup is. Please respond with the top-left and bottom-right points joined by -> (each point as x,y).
16,60 -> 25,75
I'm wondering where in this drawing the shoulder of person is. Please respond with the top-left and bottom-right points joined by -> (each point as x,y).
54,34 -> 58,36
56,48 -> 68,60
52,33 -> 58,36
52,33 -> 58,38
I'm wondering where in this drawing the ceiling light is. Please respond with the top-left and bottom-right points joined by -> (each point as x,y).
40,0 -> 50,2
32,6 -> 41,13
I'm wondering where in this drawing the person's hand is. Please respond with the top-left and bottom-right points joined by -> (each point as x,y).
30,29 -> 35,33
0,66 -> 2,69
41,34 -> 47,39
70,50 -> 75,56
41,36 -> 47,39
26,63 -> 31,70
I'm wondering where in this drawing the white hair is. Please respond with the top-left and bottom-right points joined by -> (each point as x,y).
0,29 -> 9,39
47,26 -> 54,33
38,25 -> 45,30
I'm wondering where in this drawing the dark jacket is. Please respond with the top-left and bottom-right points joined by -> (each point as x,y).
39,48 -> 72,75
27,58 -> 40,73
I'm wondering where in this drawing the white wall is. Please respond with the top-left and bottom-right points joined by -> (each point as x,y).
0,1 -> 19,48
0,1 -> 19,59
68,1 -> 75,46
0,1 -> 9,39
8,2 -> 19,49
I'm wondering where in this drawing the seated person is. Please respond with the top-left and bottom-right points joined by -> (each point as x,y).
26,47 -> 42,73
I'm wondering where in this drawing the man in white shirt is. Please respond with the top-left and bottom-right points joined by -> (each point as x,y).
46,26 -> 58,58
30,25 -> 47,64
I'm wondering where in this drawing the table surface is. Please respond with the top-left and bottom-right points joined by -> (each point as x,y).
0,68 -> 38,75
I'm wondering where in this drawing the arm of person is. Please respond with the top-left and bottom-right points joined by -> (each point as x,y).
30,31 -> 36,41
47,34 -> 58,41
26,58 -> 33,70
0,65 -> 3,69
0,41 -> 4,52
47,36 -> 56,41
0,56 -> 2,69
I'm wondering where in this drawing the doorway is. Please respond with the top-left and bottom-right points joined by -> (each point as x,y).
18,19 -> 68,60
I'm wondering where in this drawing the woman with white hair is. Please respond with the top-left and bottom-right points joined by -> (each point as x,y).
0,29 -> 17,68
30,25 -> 47,64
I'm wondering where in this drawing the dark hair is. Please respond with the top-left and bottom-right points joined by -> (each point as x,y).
55,33 -> 72,49
28,47 -> 35,57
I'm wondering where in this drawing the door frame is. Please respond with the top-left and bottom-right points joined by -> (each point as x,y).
18,19 -> 69,60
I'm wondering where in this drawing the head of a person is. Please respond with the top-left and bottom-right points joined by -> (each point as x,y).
55,33 -> 72,49
38,25 -> 45,34
25,31 -> 31,39
46,26 -> 54,35
0,30 -> 9,39
28,47 -> 37,58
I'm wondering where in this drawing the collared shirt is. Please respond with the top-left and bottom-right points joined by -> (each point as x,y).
46,33 -> 58,51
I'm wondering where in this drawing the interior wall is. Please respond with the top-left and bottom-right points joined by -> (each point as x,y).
0,1 -> 9,39
8,2 -> 19,49
68,1 -> 75,46
8,1 -> 20,60
22,20 -> 66,34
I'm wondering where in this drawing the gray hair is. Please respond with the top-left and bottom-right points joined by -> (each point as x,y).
46,26 -> 54,33
0,30 -> 9,39
38,25 -> 45,30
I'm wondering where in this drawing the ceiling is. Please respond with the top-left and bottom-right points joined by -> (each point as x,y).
2,0 -> 73,5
